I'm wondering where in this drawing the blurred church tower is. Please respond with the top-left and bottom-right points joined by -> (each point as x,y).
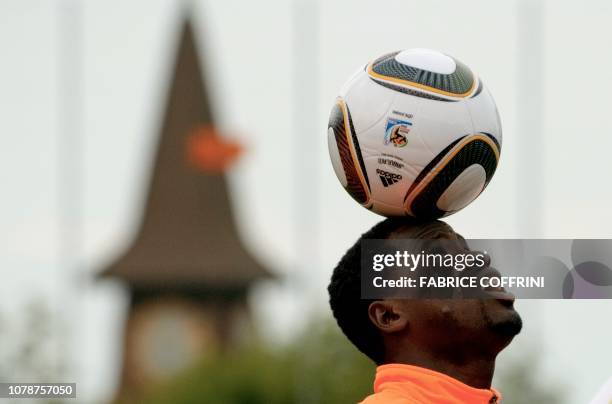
99,16 -> 270,397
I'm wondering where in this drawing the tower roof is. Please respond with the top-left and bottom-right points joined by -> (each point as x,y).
100,18 -> 271,289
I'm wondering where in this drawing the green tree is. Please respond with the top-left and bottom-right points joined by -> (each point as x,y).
495,349 -> 566,404
134,320 -> 373,404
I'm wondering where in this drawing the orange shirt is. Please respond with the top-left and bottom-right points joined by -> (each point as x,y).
360,364 -> 502,404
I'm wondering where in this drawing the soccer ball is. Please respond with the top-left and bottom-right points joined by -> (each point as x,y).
327,48 -> 502,218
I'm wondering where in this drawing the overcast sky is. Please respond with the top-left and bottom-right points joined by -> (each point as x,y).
1,0 -> 611,402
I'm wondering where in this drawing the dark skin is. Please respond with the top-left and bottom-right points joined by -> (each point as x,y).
368,221 -> 523,389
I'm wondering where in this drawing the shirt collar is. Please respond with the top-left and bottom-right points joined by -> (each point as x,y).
374,363 -> 502,403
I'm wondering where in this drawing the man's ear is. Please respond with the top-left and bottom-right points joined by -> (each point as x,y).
368,300 -> 408,333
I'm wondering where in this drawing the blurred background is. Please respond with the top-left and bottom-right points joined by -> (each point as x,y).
1,0 -> 612,402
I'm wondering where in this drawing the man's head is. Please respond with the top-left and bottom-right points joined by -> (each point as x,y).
328,218 -> 522,366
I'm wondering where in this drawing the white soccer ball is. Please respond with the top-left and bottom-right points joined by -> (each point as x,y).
327,48 -> 502,218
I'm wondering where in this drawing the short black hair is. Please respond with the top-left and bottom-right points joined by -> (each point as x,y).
328,217 -> 410,364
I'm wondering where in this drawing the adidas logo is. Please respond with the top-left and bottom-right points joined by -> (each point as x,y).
376,168 -> 402,187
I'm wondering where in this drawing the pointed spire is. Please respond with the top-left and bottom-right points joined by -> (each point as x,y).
100,17 -> 270,289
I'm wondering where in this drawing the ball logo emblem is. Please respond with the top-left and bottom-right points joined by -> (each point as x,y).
384,118 -> 411,148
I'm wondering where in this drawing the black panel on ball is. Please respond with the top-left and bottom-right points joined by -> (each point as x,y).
409,137 -> 498,219
329,101 -> 370,205
370,78 -> 458,102
369,51 -> 475,96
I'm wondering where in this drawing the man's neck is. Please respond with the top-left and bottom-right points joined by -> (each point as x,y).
386,347 -> 496,389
